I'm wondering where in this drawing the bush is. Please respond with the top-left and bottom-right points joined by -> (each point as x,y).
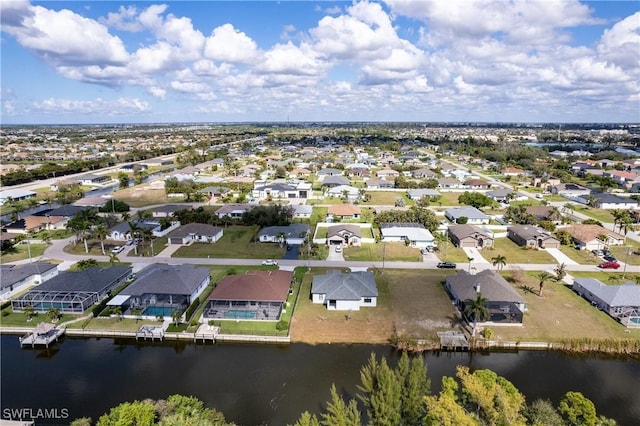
482,327 -> 494,339
184,297 -> 200,321
276,320 -> 289,331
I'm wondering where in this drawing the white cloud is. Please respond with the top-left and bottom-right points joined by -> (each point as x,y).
148,86 -> 167,99
31,97 -> 150,115
204,23 -> 260,64
597,12 -> 640,70
170,80 -> 211,94
99,6 -> 143,32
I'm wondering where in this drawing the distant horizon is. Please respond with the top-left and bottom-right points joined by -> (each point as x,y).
2,1 -> 638,124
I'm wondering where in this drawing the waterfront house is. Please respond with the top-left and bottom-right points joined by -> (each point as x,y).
202,270 -> 294,321
111,264 -> 210,320
445,270 -> 525,325
167,223 -> 223,245
379,222 -> 435,248
507,225 -> 561,249
448,224 -> 494,248
572,278 -> 640,328
0,188 -> 37,205
11,266 -> 131,313
0,262 -> 58,302
311,270 -> 377,311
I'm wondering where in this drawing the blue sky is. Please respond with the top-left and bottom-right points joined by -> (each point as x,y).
1,0 -> 638,124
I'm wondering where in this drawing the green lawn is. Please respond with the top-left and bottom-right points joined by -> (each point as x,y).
557,245 -> 601,265
480,238 -> 558,264
610,244 -> 640,266
361,191 -> 411,206
137,237 -> 168,257
172,225 -> 285,259
1,243 -> 47,263
309,206 -> 328,227
437,192 -> 461,206
569,271 -> 640,283
436,244 -> 469,263
575,206 -> 614,223
0,309 -> 81,328
342,242 -> 422,262
64,239 -> 121,256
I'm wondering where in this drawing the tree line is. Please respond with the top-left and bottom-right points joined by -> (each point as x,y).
69,352 -> 616,426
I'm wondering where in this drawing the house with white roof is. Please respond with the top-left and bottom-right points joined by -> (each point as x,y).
379,222 -> 435,248
573,278 -> 640,328
445,207 -> 490,225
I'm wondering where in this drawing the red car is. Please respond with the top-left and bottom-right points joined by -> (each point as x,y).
598,261 -> 620,269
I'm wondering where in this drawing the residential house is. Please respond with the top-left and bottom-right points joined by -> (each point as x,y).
486,189 -> 521,204
411,168 -> 438,179
108,219 -> 161,242
530,176 -> 561,190
11,266 -> 131,313
289,168 -> 312,178
346,167 -> 371,178
252,182 -> 299,200
463,179 -> 491,189
168,223 -> 223,245
203,270 -> 294,321
445,207 -> 490,225
445,270 -> 525,325
328,204 -> 361,220
199,186 -> 232,199
151,204 -> 189,218
507,225 -> 561,249
448,224 -> 494,248
3,215 -> 67,234
376,169 -> 400,180
550,183 -> 591,198
365,178 -> 394,189
0,262 -> 58,302
258,223 -> 309,245
587,193 -> 638,210
407,188 -> 440,201
379,222 -> 435,248
317,168 -> 343,179
311,270 -> 377,311
0,188 -> 37,205
564,224 -> 625,251
321,176 -> 351,188
327,224 -> 362,246
573,278 -> 640,328
110,264 -> 210,320
76,173 -> 111,186
525,206 -> 563,224
291,204 -> 313,219
502,167 -> 525,176
437,177 -> 464,189
326,185 -> 361,202
214,204 -> 256,219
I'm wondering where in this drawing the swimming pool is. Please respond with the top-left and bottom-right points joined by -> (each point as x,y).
630,317 -> 640,324
224,310 -> 256,319
142,306 -> 176,317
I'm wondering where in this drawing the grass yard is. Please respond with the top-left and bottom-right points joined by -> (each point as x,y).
64,239 -> 121,256
574,206 -> 614,223
0,309 -> 81,328
66,317 -> 148,331
137,237 -> 168,257
481,237 -> 558,264
361,191 -> 411,206
610,244 -> 640,266
568,271 -> 640,283
111,187 -> 172,207
558,245 -> 601,265
310,206 -> 328,227
436,244 -> 469,263
342,243 -> 422,262
1,243 -> 47,263
492,271 -> 640,341
437,191 -> 462,206
290,268 -> 459,344
172,225 -> 285,259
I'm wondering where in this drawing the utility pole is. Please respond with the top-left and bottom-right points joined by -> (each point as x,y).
622,246 -> 632,279
382,241 -> 386,273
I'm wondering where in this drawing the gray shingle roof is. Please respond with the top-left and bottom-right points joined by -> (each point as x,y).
446,270 -> 524,303
445,207 -> 490,220
168,223 -> 222,239
258,223 -> 309,239
574,278 -> 640,307
311,271 -> 378,300
0,262 -> 58,289
121,264 -> 209,296
448,224 -> 489,240
35,266 -> 131,293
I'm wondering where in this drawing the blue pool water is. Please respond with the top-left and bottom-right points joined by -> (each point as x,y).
225,310 -> 256,319
142,306 -> 176,317
630,317 -> 640,324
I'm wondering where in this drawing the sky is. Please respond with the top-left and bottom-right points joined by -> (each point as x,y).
1,0 -> 639,124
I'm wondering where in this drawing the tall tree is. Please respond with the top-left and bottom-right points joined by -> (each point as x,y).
396,352 -> 430,425
464,293 -> 489,337
93,224 -> 109,255
558,391 -> 597,426
535,271 -> 554,297
358,354 -> 402,426
491,255 -> 507,271
320,384 -> 361,426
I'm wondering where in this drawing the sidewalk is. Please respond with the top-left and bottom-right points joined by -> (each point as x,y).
461,247 -> 492,272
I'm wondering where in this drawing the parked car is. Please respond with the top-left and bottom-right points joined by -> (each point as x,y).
335,246 -> 342,253
437,261 -> 457,269
111,246 -> 125,254
603,255 -> 617,262
261,259 -> 278,266
591,249 -> 604,256
598,261 -> 620,269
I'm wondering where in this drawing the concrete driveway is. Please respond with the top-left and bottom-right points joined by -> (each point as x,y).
544,248 -> 578,266
326,244 -> 344,261
461,247 -> 491,271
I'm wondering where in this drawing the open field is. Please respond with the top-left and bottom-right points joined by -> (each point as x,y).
574,205 -> 614,223
290,268 -> 459,344
67,317 -> 145,331
111,187 -> 173,207
492,271 -> 640,341
361,191 -> 411,206
342,242 -> 422,262
173,226 -> 285,259
1,243 -> 47,263
480,237 -> 558,264
437,192 -> 462,206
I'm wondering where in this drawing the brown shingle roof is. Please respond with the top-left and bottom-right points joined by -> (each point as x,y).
328,204 -> 361,216
209,270 -> 293,302
564,224 -> 624,243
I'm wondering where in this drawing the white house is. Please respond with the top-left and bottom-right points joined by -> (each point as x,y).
311,271 -> 378,311
258,223 -> 309,245
573,278 -> 640,328
380,222 -> 435,248
291,204 -> 313,218
167,223 -> 223,245
445,207 -> 490,225
0,188 -> 37,205
0,263 -> 58,302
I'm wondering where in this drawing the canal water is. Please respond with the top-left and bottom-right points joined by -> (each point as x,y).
1,335 -> 639,425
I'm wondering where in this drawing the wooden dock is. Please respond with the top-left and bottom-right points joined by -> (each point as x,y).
192,324 -> 219,343
135,325 -> 165,341
19,323 -> 65,348
437,331 -> 469,351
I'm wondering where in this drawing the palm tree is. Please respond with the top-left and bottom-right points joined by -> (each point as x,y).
127,221 -> 141,255
93,224 -> 108,255
46,308 -> 61,323
171,309 -> 182,327
536,271 -> 554,297
491,255 -> 507,271
611,209 -> 626,233
131,307 -> 142,322
464,292 -> 489,338
111,306 -> 123,321
23,305 -> 36,322
467,256 -> 474,272
554,263 -> 567,282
